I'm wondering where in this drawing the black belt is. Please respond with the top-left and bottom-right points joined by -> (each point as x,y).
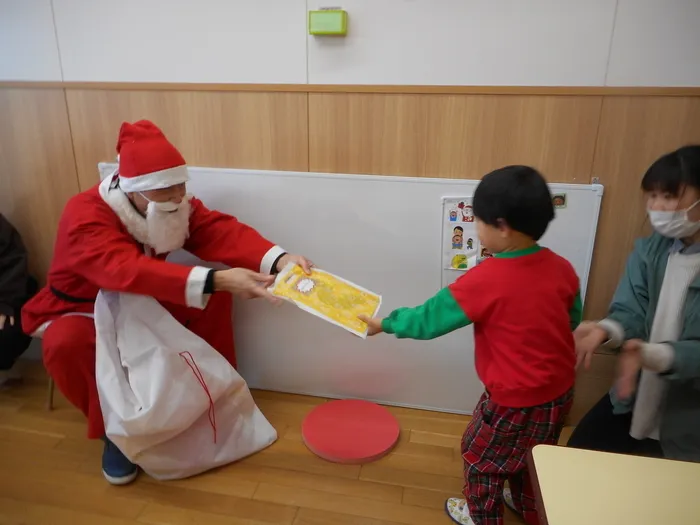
50,286 -> 94,304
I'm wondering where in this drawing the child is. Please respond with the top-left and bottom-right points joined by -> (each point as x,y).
361,166 -> 581,525
569,145 -> 700,462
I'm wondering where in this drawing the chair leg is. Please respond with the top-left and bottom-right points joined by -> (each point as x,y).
47,376 -> 55,411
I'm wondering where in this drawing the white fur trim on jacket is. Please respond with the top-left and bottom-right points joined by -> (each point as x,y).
99,176 -> 150,246
119,165 -> 189,193
186,266 -> 211,309
260,245 -> 286,275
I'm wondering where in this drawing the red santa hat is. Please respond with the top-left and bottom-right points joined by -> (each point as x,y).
116,120 -> 189,193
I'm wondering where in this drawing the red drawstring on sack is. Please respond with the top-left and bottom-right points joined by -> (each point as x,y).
179,351 -> 217,444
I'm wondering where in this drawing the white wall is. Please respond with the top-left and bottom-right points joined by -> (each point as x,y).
307,0 -> 617,86
0,0 -> 62,81
51,0 -> 308,83
606,0 -> 700,87
0,0 -> 699,86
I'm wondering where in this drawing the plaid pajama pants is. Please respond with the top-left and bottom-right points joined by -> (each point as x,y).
461,388 -> 573,525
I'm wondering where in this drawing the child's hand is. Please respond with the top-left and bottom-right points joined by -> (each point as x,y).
358,315 -> 383,336
616,339 -> 643,400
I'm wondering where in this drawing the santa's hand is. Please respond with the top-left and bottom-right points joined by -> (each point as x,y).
213,268 -> 280,305
358,315 -> 383,336
276,254 -> 314,275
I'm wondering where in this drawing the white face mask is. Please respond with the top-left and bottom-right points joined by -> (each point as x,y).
648,199 -> 700,238
139,193 -> 180,213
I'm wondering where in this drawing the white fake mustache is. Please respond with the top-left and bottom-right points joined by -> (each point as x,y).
146,196 -> 192,254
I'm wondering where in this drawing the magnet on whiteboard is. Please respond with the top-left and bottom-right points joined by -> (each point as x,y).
309,9 -> 348,35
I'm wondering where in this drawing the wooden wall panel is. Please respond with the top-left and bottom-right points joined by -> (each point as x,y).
569,352 -> 616,425
65,90 -> 309,191
0,89 -> 80,281
308,93 -> 602,182
585,96 -> 700,319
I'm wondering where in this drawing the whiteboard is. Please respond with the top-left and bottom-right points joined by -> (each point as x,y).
99,164 -> 603,415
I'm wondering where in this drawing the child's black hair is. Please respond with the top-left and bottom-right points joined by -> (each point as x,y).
641,145 -> 700,195
454,226 -> 463,232
473,165 -> 554,241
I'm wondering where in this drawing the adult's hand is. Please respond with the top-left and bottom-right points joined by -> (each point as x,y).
276,253 -> 314,274
0,314 -> 14,331
616,339 -> 643,400
574,321 -> 607,370
213,268 -> 279,305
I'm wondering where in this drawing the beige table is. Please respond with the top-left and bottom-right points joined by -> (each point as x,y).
528,444 -> 700,525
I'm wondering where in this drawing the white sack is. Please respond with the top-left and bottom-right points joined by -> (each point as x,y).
94,290 -> 277,480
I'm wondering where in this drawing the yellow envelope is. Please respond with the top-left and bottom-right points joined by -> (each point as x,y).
269,263 -> 382,338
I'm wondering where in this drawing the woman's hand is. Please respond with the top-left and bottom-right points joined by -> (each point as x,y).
574,321 -> 608,370
213,268 -> 280,304
0,314 -> 14,330
358,315 -> 383,336
616,339 -> 643,400
276,254 -> 314,275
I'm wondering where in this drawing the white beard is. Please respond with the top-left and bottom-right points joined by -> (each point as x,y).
146,197 -> 191,254
99,176 -> 193,255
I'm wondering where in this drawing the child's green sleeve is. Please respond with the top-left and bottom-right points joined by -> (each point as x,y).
381,288 -> 471,340
570,290 -> 583,331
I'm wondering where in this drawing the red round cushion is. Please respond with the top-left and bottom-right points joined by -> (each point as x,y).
301,399 -> 400,464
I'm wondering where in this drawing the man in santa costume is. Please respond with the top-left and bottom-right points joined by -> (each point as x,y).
22,120 -> 312,485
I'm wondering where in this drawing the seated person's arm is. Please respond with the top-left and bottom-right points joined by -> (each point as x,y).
597,238 -> 651,348
0,214 -> 29,321
641,324 -> 700,384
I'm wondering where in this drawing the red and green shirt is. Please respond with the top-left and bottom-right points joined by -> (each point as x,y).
382,245 -> 581,408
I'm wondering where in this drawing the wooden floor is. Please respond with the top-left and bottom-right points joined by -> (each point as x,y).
0,362 -> 573,525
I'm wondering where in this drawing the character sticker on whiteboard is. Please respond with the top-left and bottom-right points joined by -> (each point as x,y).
458,201 -> 475,223
452,226 -> 464,249
451,254 -> 469,270
480,247 -> 494,259
443,197 -> 478,272
552,193 -> 567,209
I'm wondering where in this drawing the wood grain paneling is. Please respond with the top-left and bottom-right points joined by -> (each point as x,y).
308,93 -> 602,181
585,96 -> 700,319
0,89 -> 80,281
3,81 -> 700,97
65,90 -> 309,190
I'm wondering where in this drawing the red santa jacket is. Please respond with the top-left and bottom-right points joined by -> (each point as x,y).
22,176 -> 283,336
